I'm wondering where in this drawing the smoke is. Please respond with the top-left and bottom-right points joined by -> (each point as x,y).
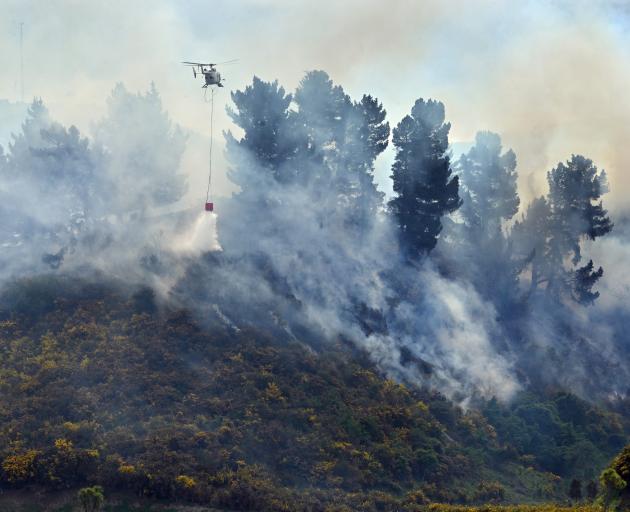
370,264 -> 520,403
3,1 -> 630,213
0,0 -> 629,405
0,87 -> 220,309
1,70 -> 628,406
179,74 -> 523,404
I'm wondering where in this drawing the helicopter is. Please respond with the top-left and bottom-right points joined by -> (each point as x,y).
182,60 -> 237,88
182,59 -> 237,214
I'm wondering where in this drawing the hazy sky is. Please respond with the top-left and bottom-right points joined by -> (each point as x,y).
1,0 -> 629,212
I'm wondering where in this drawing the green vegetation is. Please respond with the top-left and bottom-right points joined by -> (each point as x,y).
596,444 -> 630,511
0,499 -> 612,512
0,277 -> 627,511
78,486 -> 105,512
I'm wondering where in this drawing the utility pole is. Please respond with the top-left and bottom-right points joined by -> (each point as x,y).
19,22 -> 24,102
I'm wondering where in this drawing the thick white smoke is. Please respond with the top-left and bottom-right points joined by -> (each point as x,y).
0,72 -> 627,407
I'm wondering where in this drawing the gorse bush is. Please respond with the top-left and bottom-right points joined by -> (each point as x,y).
0,277 -> 626,510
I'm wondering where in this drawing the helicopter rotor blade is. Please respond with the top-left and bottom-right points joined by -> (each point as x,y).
216,59 -> 238,66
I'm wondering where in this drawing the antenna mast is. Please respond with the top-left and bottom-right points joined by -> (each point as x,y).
19,22 -> 24,102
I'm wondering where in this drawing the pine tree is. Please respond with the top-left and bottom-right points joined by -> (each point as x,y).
294,71 -> 388,232
294,70 -> 352,167
389,98 -> 461,258
6,99 -> 52,179
458,131 -> 519,234
94,83 -> 187,213
0,99 -> 106,268
451,131 -> 520,304
572,259 -> 604,304
226,76 -> 296,187
356,95 -> 390,163
513,155 -> 612,304
223,76 -> 298,247
6,99 -> 103,226
338,94 -> 389,230
546,155 -> 612,299
512,196 -> 552,294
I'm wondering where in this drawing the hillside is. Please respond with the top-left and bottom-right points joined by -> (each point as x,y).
0,276 -> 627,511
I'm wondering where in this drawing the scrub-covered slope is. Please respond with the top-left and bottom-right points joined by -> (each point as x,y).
0,277 -> 626,511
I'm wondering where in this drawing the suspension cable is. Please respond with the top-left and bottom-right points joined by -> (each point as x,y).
205,87 -> 215,203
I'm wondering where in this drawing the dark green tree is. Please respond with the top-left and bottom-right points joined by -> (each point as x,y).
337,94 -> 389,230
547,155 -> 612,265
293,71 -> 389,231
512,155 -> 612,304
355,95 -> 390,163
512,196 -> 552,295
388,98 -> 461,257
294,70 -> 352,168
450,131 -> 520,305
226,76 -> 296,186
572,259 -> 604,304
222,76 -> 299,247
546,155 -> 612,302
458,131 -> 519,233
